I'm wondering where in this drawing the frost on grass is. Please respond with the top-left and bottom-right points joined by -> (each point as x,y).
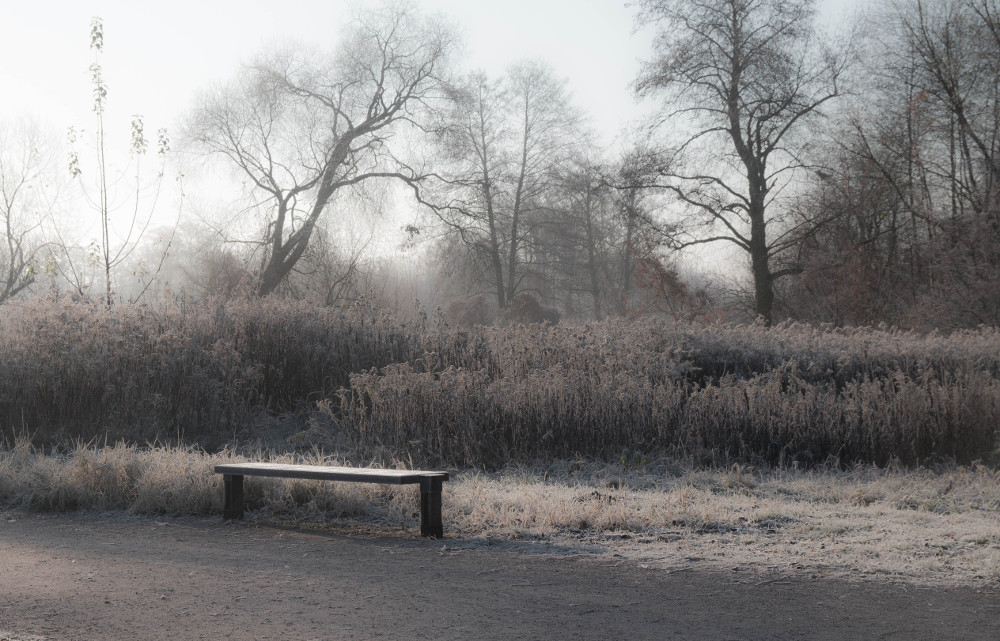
0,298 -> 998,586
2,297 -> 997,467
1,444 -> 998,588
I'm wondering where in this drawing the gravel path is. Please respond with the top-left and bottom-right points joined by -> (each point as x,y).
1,512 -> 997,640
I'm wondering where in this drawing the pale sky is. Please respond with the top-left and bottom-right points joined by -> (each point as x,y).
1,0 -> 652,148
0,0 -> 862,149
0,0 -> 862,269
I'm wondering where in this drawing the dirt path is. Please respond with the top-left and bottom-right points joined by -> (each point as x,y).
1,512 -> 997,641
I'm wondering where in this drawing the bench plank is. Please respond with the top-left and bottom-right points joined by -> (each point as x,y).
214,463 -> 449,484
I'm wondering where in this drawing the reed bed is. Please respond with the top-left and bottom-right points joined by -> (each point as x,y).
0,296 -> 996,467
0,296 -> 419,446
342,320 -> 1000,467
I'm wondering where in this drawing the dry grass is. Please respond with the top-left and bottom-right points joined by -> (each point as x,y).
450,461 -> 1000,588
0,295 -> 420,446
0,441 -> 404,519
338,319 -> 1000,466
1,294 -> 996,590
1,443 -> 997,588
0,297 -> 997,466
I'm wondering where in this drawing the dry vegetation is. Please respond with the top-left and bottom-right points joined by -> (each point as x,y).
0,297 -> 998,586
0,296 -> 997,467
0,441 -> 998,587
0,296 -> 420,449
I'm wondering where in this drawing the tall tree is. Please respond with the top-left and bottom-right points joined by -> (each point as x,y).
781,0 -> 1000,328
187,3 -> 455,296
636,0 -> 844,323
562,157 -> 609,320
425,62 -> 581,310
607,144 -> 670,316
887,0 -> 1000,232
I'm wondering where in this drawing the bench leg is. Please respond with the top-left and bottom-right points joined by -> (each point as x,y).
223,474 -> 245,520
419,476 -> 444,538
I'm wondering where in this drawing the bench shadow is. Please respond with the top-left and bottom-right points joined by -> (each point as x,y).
250,514 -> 610,557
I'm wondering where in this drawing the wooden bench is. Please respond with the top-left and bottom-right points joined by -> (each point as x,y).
214,463 -> 449,538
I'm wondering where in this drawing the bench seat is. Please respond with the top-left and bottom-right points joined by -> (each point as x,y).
214,463 -> 449,537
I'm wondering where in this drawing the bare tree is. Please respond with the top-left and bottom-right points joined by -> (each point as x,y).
0,121 -> 58,302
564,158 -> 608,320
891,0 -> 1000,225
780,0 -> 1000,328
546,153 -> 630,320
425,61 -> 581,310
606,144 -> 671,316
635,0 -> 845,323
186,3 -> 455,296
63,17 -> 173,306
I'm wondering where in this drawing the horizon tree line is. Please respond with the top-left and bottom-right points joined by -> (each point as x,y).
1,0 -> 998,330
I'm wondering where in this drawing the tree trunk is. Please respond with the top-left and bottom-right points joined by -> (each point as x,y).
487,206 -> 506,310
750,226 -> 774,324
583,190 -> 603,321
621,189 -> 637,316
255,136 -> 354,296
748,184 -> 774,324
505,97 -> 531,309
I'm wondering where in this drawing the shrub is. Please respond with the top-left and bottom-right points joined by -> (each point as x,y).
0,295 -> 420,445
333,319 -> 1000,467
0,297 -> 996,468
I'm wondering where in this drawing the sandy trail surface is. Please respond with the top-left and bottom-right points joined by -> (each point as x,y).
0,512 -> 997,641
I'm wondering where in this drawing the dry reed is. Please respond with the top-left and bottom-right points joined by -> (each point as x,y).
0,296 -> 996,467
338,320 -> 1000,467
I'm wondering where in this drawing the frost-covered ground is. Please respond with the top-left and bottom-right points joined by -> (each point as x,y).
2,443 -> 998,588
